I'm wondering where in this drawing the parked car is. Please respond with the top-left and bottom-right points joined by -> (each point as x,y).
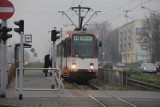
155,62 -> 160,73
138,62 -> 157,74
98,61 -> 103,68
116,62 -> 125,68
102,61 -> 113,69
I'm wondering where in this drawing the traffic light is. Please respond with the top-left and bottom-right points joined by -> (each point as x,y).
14,20 -> 24,34
0,26 -> 12,43
51,30 -> 60,42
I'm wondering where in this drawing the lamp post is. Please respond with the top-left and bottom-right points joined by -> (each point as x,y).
141,6 -> 153,17
149,34 -> 152,62
141,6 -> 153,62
123,10 -> 131,64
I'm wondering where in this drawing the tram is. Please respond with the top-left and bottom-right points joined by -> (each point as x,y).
55,5 -> 102,81
56,30 -> 101,81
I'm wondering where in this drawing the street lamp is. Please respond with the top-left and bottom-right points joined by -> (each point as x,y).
141,6 -> 153,62
149,34 -> 152,62
141,6 -> 153,15
123,10 -> 131,64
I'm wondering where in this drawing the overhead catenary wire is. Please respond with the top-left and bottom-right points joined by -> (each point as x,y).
88,0 -> 136,25
130,0 -> 152,11
105,0 -> 135,15
68,0 -> 76,10
79,0 -> 84,5
107,0 -> 152,24
64,0 -> 82,28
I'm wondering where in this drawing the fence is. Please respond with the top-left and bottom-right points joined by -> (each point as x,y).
98,68 -> 128,86
15,68 -> 63,91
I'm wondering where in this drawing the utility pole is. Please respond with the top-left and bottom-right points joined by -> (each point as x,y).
124,10 -> 131,24
123,10 -> 131,64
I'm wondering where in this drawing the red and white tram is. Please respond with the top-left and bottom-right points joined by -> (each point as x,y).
56,30 -> 100,81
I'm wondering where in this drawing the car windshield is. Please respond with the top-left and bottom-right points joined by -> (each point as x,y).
143,63 -> 154,67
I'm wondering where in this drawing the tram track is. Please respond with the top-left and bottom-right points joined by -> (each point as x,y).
72,82 -> 137,107
73,83 -> 107,107
127,78 -> 160,91
87,83 -> 137,107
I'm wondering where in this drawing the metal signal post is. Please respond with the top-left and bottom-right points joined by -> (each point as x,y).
50,27 -> 60,88
0,0 -> 14,98
14,20 -> 24,100
0,20 -> 9,98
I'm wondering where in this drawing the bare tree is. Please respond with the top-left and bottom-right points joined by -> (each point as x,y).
146,11 -> 160,62
106,29 -> 119,62
140,10 -> 160,62
88,20 -> 112,61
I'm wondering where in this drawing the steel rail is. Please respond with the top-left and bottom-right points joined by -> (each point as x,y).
89,83 -> 137,107
127,78 -> 160,91
86,92 -> 107,107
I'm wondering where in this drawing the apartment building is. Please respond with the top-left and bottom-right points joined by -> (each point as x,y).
119,19 -> 150,64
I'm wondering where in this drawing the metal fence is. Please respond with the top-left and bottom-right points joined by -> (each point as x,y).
98,68 -> 127,86
15,68 -> 63,91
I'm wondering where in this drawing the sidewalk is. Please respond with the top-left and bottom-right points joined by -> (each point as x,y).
0,70 -> 99,107
0,69 -> 160,107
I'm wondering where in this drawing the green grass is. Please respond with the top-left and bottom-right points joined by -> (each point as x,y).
99,68 -> 160,85
127,69 -> 160,85
25,61 -> 43,68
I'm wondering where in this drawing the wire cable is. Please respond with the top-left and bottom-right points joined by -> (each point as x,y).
79,0 -> 84,5
109,14 -> 123,21
130,0 -> 152,11
105,0 -> 152,23
106,0 -> 135,14
68,0 -> 76,10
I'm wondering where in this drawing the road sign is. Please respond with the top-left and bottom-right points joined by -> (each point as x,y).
0,0 -> 14,20
25,34 -> 32,43
30,48 -> 35,53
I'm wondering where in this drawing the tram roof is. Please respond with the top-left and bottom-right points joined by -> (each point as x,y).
56,30 -> 99,45
65,30 -> 97,35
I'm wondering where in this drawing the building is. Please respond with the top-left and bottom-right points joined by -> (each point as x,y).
119,19 -> 150,64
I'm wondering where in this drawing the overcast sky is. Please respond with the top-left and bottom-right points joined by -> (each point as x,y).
3,0 -> 160,62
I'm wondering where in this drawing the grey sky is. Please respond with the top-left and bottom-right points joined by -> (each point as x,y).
4,0 -> 160,62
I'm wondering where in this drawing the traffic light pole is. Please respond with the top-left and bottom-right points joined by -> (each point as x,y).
51,41 -> 56,89
13,20 -> 24,100
50,28 -> 61,88
19,31 -> 24,100
0,20 -> 8,98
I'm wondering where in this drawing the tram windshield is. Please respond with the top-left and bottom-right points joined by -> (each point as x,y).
72,35 -> 94,58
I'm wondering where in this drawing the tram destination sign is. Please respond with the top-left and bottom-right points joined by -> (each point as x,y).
74,36 -> 93,41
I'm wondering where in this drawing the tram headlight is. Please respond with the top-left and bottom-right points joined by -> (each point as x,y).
89,63 -> 94,70
71,63 -> 76,69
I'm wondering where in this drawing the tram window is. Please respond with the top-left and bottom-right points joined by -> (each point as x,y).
64,39 -> 71,57
72,35 -> 94,58
63,40 -> 67,57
